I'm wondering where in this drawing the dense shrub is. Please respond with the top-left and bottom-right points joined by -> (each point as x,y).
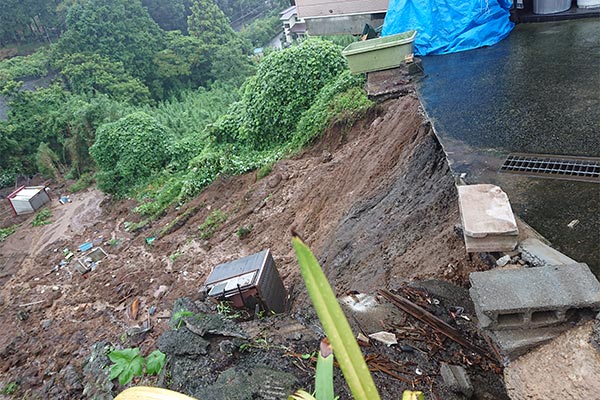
290,71 -> 370,150
90,112 -> 172,195
213,38 -> 348,149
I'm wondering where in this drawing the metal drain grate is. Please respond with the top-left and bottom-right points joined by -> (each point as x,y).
500,153 -> 600,183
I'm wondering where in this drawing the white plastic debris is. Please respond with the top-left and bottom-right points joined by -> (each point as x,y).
368,331 -> 398,346
496,255 -> 511,267
567,219 -> 579,229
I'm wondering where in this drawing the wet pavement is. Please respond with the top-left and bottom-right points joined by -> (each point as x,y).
417,19 -> 600,277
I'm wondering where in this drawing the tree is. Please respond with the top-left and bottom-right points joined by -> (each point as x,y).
54,0 -> 164,83
188,0 -> 234,46
89,112 -> 172,194
230,39 -> 348,149
141,0 -> 188,32
56,53 -> 152,105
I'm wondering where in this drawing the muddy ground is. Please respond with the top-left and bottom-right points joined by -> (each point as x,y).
0,94 -> 507,399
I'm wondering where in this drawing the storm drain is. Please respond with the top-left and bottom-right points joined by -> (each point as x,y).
500,153 -> 600,183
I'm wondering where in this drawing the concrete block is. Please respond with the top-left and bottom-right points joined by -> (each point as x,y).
469,263 -> 600,330
457,184 -> 518,252
440,362 -> 473,398
488,324 -> 572,360
519,238 -> 577,267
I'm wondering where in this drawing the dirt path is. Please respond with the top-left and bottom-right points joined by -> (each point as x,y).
0,96 -> 492,398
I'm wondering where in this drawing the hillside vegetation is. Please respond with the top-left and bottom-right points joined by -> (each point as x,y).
0,0 -> 368,218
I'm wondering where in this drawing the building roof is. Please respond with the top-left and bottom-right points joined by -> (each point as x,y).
8,186 -> 46,200
280,5 -> 297,21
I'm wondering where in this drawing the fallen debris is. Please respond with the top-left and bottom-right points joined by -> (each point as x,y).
379,289 -> 497,362
518,237 -> 577,267
368,331 -> 398,346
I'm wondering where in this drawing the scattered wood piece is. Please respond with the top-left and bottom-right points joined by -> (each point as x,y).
18,300 -> 45,307
129,298 -> 139,320
379,289 -> 499,363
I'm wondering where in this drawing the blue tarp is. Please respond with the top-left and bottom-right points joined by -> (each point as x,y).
382,0 -> 514,56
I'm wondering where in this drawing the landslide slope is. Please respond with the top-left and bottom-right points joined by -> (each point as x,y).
0,94 -> 488,397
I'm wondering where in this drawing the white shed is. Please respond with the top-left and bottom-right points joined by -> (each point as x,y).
7,186 -> 51,216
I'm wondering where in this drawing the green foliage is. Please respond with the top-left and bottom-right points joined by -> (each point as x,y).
69,172 -> 94,192
142,0 -> 189,32
216,301 -> 242,319
198,209 -> 227,239
56,53 -> 152,104
188,0 -> 234,46
1,381 -> 18,395
32,208 -> 52,227
289,72 -> 370,151
0,224 -> 18,242
35,142 -> 63,179
0,170 -> 15,189
145,350 -> 167,375
90,112 -> 172,195
0,49 -> 49,85
236,225 -> 252,239
173,309 -> 195,329
291,235 -> 380,400
214,38 -> 348,149
108,348 -> 145,385
55,0 -> 164,83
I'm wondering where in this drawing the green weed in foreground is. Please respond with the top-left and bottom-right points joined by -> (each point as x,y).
291,234 -> 380,400
31,208 -> 52,226
198,209 -> 227,239
108,348 -> 166,386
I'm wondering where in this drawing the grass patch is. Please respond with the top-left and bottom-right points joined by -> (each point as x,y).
0,224 -> 18,242
198,210 -> 227,239
256,162 -> 273,180
31,208 -> 52,226
236,225 -> 253,239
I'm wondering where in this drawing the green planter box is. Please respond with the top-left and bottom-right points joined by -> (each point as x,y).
342,30 -> 417,74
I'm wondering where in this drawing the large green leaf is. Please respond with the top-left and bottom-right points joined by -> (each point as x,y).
292,236 -> 380,400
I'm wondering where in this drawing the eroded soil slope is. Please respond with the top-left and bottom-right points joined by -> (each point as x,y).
0,94 -> 490,397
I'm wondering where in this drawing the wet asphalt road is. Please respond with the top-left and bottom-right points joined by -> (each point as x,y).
417,19 -> 600,276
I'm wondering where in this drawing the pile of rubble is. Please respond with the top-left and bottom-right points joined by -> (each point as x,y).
458,184 -> 600,360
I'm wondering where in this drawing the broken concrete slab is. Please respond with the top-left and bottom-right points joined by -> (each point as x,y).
488,324 -> 573,360
440,362 -> 474,398
519,238 -> 577,267
457,184 -> 518,252
470,263 -> 600,330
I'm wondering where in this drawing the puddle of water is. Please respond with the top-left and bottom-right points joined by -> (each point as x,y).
418,19 -> 600,277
